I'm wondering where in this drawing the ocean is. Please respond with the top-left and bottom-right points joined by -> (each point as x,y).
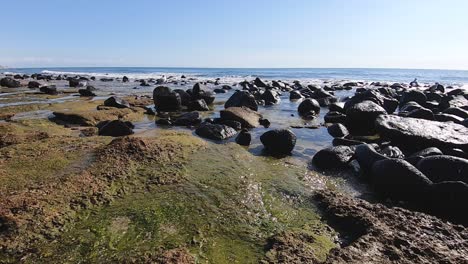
4,67 -> 468,87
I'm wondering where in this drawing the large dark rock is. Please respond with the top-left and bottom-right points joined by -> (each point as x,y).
439,95 -> 468,111
195,123 -> 237,140
434,113 -> 464,124
261,90 -> 281,105
254,77 -> 267,88
218,120 -> 242,131
328,102 -> 345,113
312,146 -> 354,170
426,181 -> 468,223
327,123 -> 349,138
406,108 -> 434,120
98,120 -> 134,137
27,81 -> 41,88
417,155 -> 468,184
39,86 -> 58,95
375,115 -> 468,152
104,96 -> 130,108
79,87 -> 96,97
409,147 -> 443,158
192,83 -> 215,104
213,88 -> 227,94
173,112 -> 202,126
400,101 -> 424,113
298,99 -> 320,117
371,159 -> 432,201
380,146 -> 405,159
428,83 -> 445,93
289,90 -> 304,100
317,96 -> 338,107
354,144 -> 388,176
399,90 -> 427,106
235,129 -> 251,146
443,107 -> 468,119
188,99 -> 209,111
220,107 -> 262,128
0,77 -> 20,88
344,90 -> 398,114
324,111 -> 346,123
260,129 -> 296,155
122,76 -> 129,82
345,100 -> 386,135
69,78 -> 80,87
225,91 -> 258,111
153,86 -> 182,112
192,83 -> 205,95
173,89 -> 191,106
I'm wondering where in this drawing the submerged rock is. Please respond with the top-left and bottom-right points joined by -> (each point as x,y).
188,99 -> 209,111
289,90 -> 304,100
298,98 -> 320,117
195,123 -> 237,140
261,90 -> 281,105
260,129 -> 296,155
375,115 -> 468,152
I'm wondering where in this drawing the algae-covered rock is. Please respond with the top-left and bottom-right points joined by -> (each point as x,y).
53,108 -> 143,126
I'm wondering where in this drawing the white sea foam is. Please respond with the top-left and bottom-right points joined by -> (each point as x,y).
40,70 -> 184,80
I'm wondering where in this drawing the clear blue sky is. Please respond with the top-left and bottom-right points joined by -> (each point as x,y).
1,0 -> 468,69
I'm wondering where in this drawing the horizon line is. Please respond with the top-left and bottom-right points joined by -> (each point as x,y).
4,66 -> 468,72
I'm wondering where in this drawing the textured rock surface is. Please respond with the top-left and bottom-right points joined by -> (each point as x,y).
375,115 -> 468,152
316,191 -> 468,264
220,107 -> 262,128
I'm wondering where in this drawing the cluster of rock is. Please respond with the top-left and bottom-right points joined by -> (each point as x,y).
153,80 -> 299,155
311,82 -> 468,222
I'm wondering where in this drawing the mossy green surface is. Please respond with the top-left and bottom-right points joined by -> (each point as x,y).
30,141 -> 335,263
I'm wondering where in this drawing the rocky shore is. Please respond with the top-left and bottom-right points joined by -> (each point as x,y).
0,72 -> 467,263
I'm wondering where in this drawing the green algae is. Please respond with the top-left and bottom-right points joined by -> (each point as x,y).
31,141 -> 336,263
0,135 -> 109,193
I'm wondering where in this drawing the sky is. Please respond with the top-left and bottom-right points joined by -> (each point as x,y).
1,0 -> 468,69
